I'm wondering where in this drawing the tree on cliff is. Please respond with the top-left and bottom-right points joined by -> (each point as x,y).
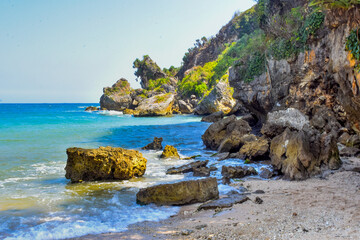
133,55 -> 166,89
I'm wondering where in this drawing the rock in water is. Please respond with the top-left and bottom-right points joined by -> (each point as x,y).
160,145 -> 180,159
136,178 -> 219,205
65,146 -> 147,183
85,106 -> 99,111
100,78 -> 133,111
201,111 -> 224,123
142,137 -> 163,150
166,160 -> 208,175
134,93 -> 174,117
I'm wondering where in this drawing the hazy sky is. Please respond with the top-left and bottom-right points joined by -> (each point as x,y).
0,0 -> 255,103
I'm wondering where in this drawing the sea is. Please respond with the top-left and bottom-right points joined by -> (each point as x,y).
0,103 -> 269,239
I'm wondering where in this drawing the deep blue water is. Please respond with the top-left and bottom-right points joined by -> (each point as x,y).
0,103 -> 266,239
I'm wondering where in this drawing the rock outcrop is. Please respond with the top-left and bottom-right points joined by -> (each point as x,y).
133,55 -> 167,89
134,93 -> 174,117
270,127 -> 341,180
195,80 -> 236,115
238,137 -> 269,160
65,146 -> 147,183
136,178 -> 219,205
160,145 -> 180,159
201,111 -> 224,123
142,137 -> 163,150
261,108 -> 310,138
202,115 -> 252,153
100,78 -> 133,111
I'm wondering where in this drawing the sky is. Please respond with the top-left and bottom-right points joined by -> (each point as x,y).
0,0 -> 255,103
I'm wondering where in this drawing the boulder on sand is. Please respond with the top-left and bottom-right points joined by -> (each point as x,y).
65,146 -> 147,183
202,115 -> 252,152
136,178 -> 219,205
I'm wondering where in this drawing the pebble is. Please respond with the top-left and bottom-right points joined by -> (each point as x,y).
254,196 -> 264,204
181,229 -> 194,236
195,224 -> 208,230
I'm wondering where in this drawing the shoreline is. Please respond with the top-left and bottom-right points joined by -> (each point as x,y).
73,157 -> 360,240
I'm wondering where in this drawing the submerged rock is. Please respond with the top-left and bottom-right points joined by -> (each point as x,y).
201,111 -> 224,123
85,106 -> 99,111
136,178 -> 219,205
65,146 -> 147,183
134,93 -> 175,117
160,145 -> 180,159
142,137 -> 163,150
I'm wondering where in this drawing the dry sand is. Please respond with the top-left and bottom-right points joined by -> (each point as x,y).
74,157 -> 360,240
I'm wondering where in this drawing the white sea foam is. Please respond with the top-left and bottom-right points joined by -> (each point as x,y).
97,110 -> 124,117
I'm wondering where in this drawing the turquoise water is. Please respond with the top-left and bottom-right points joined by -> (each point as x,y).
0,104 -> 267,239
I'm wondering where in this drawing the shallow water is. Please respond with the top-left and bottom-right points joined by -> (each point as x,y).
0,104 -> 269,239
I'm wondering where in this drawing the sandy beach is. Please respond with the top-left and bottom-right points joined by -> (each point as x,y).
74,157 -> 360,240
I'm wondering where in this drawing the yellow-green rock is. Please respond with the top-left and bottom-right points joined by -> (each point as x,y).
136,178 -> 219,205
160,145 -> 180,159
65,146 -> 147,183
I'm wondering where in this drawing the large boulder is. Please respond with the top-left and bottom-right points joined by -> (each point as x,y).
100,78 -> 133,111
195,80 -> 236,115
65,146 -> 147,183
136,178 -> 219,205
270,127 -> 341,180
238,137 -> 269,160
201,111 -> 224,123
261,108 -> 310,138
142,137 -> 163,150
134,93 -> 174,117
178,100 -> 194,114
202,115 -> 252,153
160,145 -> 180,159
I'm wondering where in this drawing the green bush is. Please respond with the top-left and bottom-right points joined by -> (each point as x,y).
346,28 -> 360,72
310,0 -> 360,9
147,78 -> 171,90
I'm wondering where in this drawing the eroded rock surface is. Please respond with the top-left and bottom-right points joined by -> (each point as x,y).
160,145 -> 180,159
134,93 -> 174,117
65,146 -> 147,183
136,178 -> 219,205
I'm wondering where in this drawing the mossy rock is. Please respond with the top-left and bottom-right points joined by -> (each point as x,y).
160,145 -> 180,159
65,146 -> 147,183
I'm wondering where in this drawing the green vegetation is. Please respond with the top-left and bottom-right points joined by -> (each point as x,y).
162,66 -> 179,77
267,10 -> 324,60
310,0 -> 360,9
178,61 -> 216,97
133,55 -> 165,87
154,93 -> 171,103
147,77 -> 171,91
346,28 -> 360,72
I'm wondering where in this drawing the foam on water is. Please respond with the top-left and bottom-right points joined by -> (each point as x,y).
0,104 -> 271,239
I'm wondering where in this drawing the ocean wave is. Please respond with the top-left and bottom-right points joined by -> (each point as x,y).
97,110 -> 124,117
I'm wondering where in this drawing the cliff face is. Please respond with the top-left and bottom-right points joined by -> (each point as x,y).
176,7 -> 259,80
229,3 -> 360,133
